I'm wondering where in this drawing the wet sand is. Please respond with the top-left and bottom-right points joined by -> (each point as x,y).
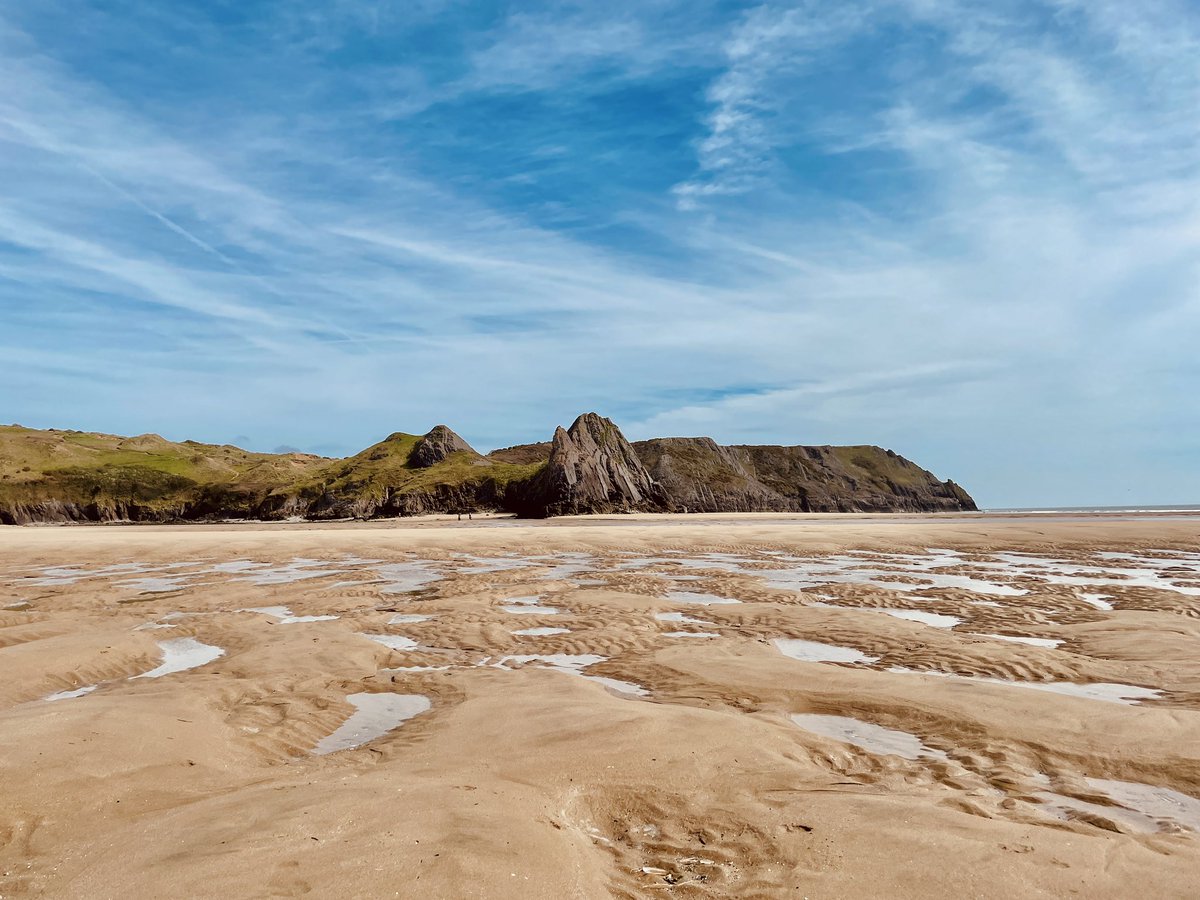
2,512 -> 1199,898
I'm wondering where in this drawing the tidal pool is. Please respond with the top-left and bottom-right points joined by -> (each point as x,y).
970,633 -> 1063,649
512,627 -> 571,636
361,634 -> 420,651
655,612 -> 713,625
132,638 -> 225,679
884,610 -> 961,628
313,693 -> 430,755
791,713 -> 948,761
774,638 -> 878,665
886,667 -> 1162,705
44,685 -> 99,702
489,654 -> 648,696
1038,780 -> 1200,834
665,591 -> 741,606
243,606 -> 338,624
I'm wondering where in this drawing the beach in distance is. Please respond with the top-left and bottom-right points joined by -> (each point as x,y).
2,511 -> 1199,898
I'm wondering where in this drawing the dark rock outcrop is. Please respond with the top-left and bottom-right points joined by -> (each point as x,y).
634,439 -> 977,513
409,425 -> 479,468
506,413 -> 669,517
632,437 -> 779,512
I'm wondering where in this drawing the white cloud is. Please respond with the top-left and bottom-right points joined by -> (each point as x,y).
673,2 -> 867,207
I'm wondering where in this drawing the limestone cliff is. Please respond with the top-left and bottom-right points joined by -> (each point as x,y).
409,425 -> 480,468
634,438 -> 976,513
505,413 -> 669,517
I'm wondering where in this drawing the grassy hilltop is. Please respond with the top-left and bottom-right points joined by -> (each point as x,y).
0,425 -> 541,523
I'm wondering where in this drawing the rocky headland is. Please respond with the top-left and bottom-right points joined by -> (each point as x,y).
0,414 -> 976,523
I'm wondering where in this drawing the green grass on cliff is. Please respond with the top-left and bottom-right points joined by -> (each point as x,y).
288,433 -> 541,502
0,426 -> 322,482
0,425 -> 330,509
0,425 -> 541,512
828,445 -> 940,488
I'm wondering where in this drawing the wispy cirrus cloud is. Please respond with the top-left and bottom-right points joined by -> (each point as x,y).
672,2 -> 867,207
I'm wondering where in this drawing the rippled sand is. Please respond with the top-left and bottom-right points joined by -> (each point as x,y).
1,512 -> 1199,898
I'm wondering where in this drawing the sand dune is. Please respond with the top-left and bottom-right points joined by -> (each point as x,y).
1,513 -> 1199,897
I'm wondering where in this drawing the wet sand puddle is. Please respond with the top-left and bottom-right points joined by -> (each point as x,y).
882,610 -> 961,628
528,552 -> 598,581
361,634 -> 421,651
44,685 -> 99,702
366,561 -> 444,594
228,558 -> 352,586
485,654 -> 649,697
1036,779 -> 1200,834
969,633 -> 1063,648
119,575 -> 209,593
790,713 -> 948,761
388,614 -> 434,624
453,555 -> 536,574
770,626 -> 1159,706
48,636 -> 226,700
789,714 -> 1200,836
665,591 -> 741,606
654,612 -> 713,625
609,547 -> 1200,600
132,638 -> 225,679
241,606 -> 339,624
1081,593 -> 1114,610
501,600 -> 561,614
754,551 -> 1027,596
313,693 -> 430,755
23,562 -> 194,587
885,667 -> 1162,705
984,552 -> 1200,596
773,638 -> 879,665
512,627 -> 571,636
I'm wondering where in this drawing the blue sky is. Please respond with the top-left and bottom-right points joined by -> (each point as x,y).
1,1 -> 1197,508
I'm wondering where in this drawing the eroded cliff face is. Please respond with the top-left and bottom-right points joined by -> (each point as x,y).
632,439 -> 975,513
409,426 -> 479,468
732,444 -> 975,512
505,414 -> 669,517
631,437 -> 780,513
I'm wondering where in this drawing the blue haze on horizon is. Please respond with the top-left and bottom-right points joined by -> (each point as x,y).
0,1 -> 1197,508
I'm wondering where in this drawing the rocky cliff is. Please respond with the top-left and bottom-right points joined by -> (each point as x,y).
634,438 -> 976,513
505,413 -> 668,517
0,416 -> 976,523
409,425 -> 479,468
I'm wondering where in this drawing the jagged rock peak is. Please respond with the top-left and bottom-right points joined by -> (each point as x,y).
507,412 -> 668,517
409,425 -> 478,468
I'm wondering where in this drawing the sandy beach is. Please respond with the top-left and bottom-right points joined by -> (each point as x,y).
2,512 -> 1199,898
